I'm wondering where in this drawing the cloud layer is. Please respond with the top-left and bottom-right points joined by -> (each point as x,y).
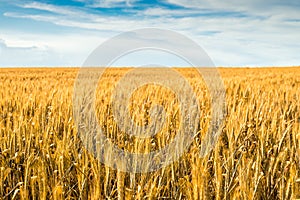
0,0 -> 299,67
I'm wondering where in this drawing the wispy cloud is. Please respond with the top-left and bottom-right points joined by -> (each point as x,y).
166,0 -> 300,20
75,0 -> 139,8
22,2 -> 79,15
3,11 -> 150,32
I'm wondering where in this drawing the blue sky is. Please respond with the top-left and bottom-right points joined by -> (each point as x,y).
0,0 -> 299,67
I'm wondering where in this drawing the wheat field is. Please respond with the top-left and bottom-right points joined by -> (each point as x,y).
0,67 -> 299,199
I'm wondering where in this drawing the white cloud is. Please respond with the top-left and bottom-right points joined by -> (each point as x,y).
139,7 -> 206,17
0,39 -> 60,67
0,31 -> 109,67
165,0 -> 300,20
21,2 -> 79,15
79,0 -> 138,8
166,0 -> 292,11
3,11 -> 174,32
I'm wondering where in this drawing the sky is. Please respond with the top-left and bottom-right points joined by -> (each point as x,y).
0,0 -> 299,67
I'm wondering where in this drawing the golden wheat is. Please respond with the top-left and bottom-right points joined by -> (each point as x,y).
0,67 -> 299,199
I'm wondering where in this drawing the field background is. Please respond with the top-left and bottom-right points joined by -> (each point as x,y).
0,67 -> 299,199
